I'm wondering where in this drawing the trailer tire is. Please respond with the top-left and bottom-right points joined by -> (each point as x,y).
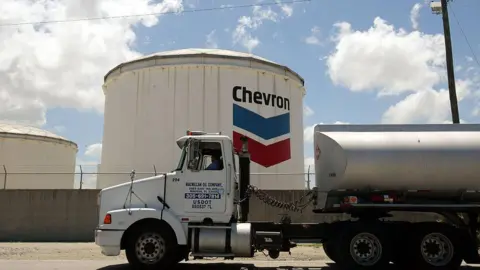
125,225 -> 178,269
409,223 -> 463,270
334,222 -> 391,269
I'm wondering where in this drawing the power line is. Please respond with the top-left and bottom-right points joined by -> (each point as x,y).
448,2 -> 480,68
0,0 -> 312,27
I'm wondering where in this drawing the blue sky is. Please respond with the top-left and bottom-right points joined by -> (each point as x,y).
2,0 -> 480,187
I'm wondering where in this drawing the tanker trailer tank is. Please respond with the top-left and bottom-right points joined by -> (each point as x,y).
313,124 -> 480,193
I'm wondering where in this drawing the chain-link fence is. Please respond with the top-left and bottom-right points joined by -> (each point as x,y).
0,164 -> 316,190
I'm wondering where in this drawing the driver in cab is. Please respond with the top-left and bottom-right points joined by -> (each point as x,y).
206,154 -> 222,170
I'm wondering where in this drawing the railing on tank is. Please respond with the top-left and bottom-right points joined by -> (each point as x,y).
0,164 -> 315,190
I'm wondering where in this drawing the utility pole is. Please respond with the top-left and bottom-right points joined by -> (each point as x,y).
431,0 -> 460,124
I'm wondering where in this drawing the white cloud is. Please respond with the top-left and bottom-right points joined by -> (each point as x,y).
410,3 -> 422,30
232,3 -> 294,52
326,16 -> 480,124
205,29 -> 218,49
304,121 -> 350,143
304,26 -> 321,45
75,142 -> 103,189
85,143 -> 103,160
327,17 -> 446,96
381,79 -> 474,124
0,0 -> 183,127
303,105 -> 314,117
471,74 -> 480,116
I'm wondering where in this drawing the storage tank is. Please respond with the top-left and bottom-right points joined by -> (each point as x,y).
97,48 -> 305,190
0,123 -> 78,189
313,124 -> 480,192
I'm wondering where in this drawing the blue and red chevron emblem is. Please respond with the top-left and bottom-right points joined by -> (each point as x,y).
232,103 -> 291,167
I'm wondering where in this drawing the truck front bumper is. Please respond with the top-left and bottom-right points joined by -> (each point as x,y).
94,228 -> 124,256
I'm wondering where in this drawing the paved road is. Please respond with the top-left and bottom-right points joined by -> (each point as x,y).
0,260 -> 333,270
1,260 -> 480,270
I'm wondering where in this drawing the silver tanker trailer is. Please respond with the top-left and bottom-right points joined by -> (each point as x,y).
311,124 -> 480,270
314,124 -> 480,192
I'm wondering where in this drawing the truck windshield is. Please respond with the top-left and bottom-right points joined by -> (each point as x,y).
175,142 -> 188,171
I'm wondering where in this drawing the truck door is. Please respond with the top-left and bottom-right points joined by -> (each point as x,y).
183,139 -> 227,214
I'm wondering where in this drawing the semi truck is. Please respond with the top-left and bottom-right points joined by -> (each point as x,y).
94,124 -> 480,270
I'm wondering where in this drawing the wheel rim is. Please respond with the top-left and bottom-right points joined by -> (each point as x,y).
420,232 -> 454,266
135,232 -> 166,264
349,232 -> 383,266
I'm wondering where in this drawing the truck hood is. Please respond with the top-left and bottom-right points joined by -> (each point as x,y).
97,172 -> 177,227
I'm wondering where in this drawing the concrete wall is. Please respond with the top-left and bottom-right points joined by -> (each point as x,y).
0,189 -> 440,242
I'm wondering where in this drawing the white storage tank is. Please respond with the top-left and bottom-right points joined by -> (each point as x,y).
97,48 -> 306,190
314,124 -> 480,192
0,123 -> 78,189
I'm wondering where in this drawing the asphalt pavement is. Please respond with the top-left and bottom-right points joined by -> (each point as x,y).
0,260 -> 332,270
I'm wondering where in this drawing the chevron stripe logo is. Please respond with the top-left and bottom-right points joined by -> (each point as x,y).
232,103 -> 291,167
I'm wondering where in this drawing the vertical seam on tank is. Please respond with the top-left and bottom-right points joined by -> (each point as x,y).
217,66 -> 221,132
133,71 -> 140,168
172,67 -> 176,155
273,74 -> 277,179
187,67 -> 190,128
257,69 -> 260,125
203,65 -> 206,129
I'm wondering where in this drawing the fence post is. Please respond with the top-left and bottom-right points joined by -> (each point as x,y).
307,165 -> 311,190
3,165 -> 6,190
79,165 -> 83,190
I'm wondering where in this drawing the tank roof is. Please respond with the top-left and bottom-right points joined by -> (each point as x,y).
0,122 -> 78,149
104,48 -> 304,86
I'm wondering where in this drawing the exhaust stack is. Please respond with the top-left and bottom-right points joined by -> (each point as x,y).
238,135 -> 250,222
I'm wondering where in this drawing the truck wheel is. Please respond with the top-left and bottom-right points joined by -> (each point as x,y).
410,223 -> 463,270
335,223 -> 391,269
323,241 -> 337,262
125,226 -> 178,269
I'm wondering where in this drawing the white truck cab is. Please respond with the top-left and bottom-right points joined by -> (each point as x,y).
95,131 -> 247,269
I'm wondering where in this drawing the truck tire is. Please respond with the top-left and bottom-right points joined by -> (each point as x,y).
323,241 -> 338,262
408,223 -> 463,270
125,225 -> 178,269
334,222 -> 391,269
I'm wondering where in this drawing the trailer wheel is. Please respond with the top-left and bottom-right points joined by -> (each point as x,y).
125,226 -> 178,269
335,223 -> 391,269
410,223 -> 463,270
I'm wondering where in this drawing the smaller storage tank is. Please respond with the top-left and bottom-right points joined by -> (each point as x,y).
0,123 -> 78,189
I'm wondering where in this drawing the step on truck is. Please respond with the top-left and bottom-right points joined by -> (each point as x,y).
95,124 -> 480,269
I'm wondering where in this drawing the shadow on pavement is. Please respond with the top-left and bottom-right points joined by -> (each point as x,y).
97,262 -> 480,270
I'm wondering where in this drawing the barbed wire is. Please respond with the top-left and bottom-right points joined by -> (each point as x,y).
0,165 -> 316,190
0,164 -> 315,175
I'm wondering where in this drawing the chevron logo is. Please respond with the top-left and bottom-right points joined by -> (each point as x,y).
232,103 -> 291,167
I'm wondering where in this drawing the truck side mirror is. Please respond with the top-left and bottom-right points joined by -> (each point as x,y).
187,139 -> 200,171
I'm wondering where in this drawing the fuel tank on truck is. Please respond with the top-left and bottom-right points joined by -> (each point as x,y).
313,124 -> 480,192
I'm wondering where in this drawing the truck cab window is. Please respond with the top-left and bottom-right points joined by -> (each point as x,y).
188,141 -> 224,171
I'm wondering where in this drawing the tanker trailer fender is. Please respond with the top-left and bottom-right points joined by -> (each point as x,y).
105,208 -> 187,246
